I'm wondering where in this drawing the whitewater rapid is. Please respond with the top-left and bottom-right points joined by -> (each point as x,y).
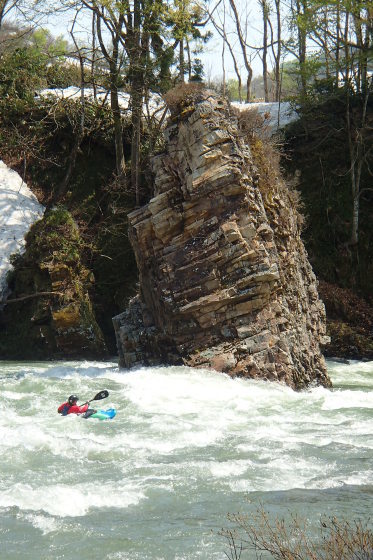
0,360 -> 372,559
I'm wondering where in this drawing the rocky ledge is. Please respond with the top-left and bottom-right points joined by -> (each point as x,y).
113,87 -> 331,389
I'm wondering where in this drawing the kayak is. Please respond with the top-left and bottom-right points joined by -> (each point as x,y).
89,408 -> 116,420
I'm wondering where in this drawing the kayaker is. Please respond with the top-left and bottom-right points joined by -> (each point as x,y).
58,395 -> 89,416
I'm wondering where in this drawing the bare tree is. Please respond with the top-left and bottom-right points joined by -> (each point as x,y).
347,78 -> 373,246
90,10 -> 97,100
0,0 -> 29,29
79,0 -> 127,178
293,0 -> 308,95
259,0 -> 269,101
228,0 -> 253,102
57,9 -> 86,199
127,0 -> 142,204
292,0 -> 373,245
0,0 -> 15,29
221,1 -> 226,96
272,0 -> 281,101
209,3 -> 243,102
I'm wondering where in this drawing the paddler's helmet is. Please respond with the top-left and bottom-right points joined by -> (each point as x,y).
68,395 -> 78,405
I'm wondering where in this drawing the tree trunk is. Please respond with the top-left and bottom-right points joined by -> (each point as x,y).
130,0 -> 143,205
335,0 -> 341,86
275,0 -> 281,101
91,11 -> 97,100
0,0 -> 10,30
210,5 -> 244,102
222,2 -> 226,97
246,72 -> 252,103
179,37 -> 185,82
351,193 -> 359,246
323,6 -> 330,78
186,37 -> 192,80
228,0 -> 253,102
346,71 -> 370,246
0,2 -> 5,30
57,19 -> 86,199
344,9 -> 350,85
261,0 -> 269,102
294,0 -> 308,95
131,82 -> 142,206
111,71 -> 126,178
238,74 -> 242,103
95,11 -> 126,178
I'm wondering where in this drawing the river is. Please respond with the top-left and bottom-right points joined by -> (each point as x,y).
0,359 -> 372,559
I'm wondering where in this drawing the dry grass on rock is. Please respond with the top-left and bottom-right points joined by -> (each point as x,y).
237,107 -> 304,231
163,82 -> 206,116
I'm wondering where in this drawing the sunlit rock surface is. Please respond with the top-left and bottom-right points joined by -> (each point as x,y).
113,89 -> 330,389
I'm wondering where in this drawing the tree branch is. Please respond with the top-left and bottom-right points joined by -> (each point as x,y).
2,291 -> 64,304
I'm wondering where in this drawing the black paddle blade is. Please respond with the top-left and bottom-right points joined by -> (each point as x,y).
93,390 -> 109,401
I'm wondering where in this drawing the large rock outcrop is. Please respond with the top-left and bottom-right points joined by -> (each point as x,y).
113,88 -> 331,389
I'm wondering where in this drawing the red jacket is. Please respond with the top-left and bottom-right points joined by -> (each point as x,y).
58,402 -> 89,415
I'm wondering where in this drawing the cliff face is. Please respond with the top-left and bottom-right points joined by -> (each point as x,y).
113,89 -> 331,389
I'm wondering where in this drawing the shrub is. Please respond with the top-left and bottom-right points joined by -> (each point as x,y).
221,508 -> 373,560
0,47 -> 46,104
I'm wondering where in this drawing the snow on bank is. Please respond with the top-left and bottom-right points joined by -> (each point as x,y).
0,161 -> 45,301
232,101 -> 298,131
39,86 -> 165,116
39,88 -> 298,131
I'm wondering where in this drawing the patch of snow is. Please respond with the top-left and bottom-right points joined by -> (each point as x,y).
39,87 -> 166,117
38,89 -> 299,131
231,101 -> 298,132
0,161 -> 45,302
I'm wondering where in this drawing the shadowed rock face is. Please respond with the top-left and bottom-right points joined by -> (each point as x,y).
113,90 -> 331,389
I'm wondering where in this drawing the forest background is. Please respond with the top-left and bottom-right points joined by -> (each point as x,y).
0,0 -> 372,360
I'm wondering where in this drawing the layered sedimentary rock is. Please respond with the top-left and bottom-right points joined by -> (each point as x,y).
113,88 -> 331,389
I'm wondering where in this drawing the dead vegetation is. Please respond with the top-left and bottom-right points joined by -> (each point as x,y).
163,82 -> 205,115
236,106 -> 304,230
221,508 -> 373,560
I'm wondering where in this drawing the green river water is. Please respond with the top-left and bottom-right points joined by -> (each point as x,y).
0,359 -> 372,559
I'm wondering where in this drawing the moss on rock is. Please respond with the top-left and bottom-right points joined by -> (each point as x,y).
0,206 -> 107,359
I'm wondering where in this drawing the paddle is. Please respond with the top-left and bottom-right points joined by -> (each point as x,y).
80,390 -> 109,407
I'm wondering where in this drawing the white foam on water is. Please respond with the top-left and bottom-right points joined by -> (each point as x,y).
0,481 -> 145,517
0,359 -> 372,527
320,388 -> 373,410
209,459 -> 252,479
20,513 -> 63,535
327,360 -> 373,388
1,390 -> 24,400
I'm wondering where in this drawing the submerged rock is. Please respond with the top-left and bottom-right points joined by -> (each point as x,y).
113,88 -> 331,389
